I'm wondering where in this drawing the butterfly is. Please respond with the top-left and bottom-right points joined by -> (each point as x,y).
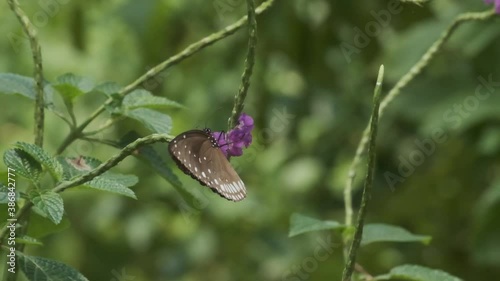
168,128 -> 246,201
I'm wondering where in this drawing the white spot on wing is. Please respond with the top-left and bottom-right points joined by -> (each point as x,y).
202,172 -> 206,178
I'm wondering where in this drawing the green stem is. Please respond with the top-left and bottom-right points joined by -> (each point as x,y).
342,65 -> 384,281
6,1 -> 44,280
7,0 -> 45,148
54,133 -> 172,192
343,9 -> 496,227
55,0 -> 276,155
0,134 -> 173,242
228,0 -> 258,130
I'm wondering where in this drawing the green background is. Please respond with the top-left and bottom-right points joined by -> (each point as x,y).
1,0 -> 500,280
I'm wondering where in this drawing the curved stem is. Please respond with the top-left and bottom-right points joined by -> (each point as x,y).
55,0 -> 276,155
0,134 -> 173,242
343,9 -> 497,227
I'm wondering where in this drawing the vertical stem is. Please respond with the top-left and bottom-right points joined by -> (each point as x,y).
56,0 -> 275,154
7,0 -> 45,148
6,1 -> 44,280
342,65 -> 384,281
228,0 -> 257,130
342,9 -> 496,229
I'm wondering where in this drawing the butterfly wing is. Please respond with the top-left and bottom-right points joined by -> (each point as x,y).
169,130 -> 247,202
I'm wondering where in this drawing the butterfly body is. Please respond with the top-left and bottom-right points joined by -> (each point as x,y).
168,129 -> 247,202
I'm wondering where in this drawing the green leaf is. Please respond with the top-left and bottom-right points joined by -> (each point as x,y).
16,235 -> 43,246
57,156 -> 101,180
93,81 -> 121,96
3,149 -> 42,181
14,142 -> 63,180
361,224 -> 432,246
118,131 -> 202,208
123,89 -> 183,110
18,253 -> 89,281
0,73 -> 54,105
0,204 -> 12,227
139,143 -> 198,202
0,182 -> 20,204
53,73 -> 94,101
57,155 -> 137,199
29,190 -> 64,224
82,173 -> 137,199
289,213 -> 343,237
27,212 -> 70,239
123,108 -> 173,133
93,82 -> 123,114
471,180 -> 500,265
374,264 -> 463,281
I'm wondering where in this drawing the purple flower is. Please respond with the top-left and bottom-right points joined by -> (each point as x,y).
212,113 -> 254,158
485,0 -> 500,13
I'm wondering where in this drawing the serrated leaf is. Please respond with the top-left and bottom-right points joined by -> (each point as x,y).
124,108 -> 172,133
0,73 -> 54,105
27,212 -> 70,239
14,142 -> 63,180
3,149 -> 42,181
30,191 -> 64,224
17,235 -> 43,246
83,173 -> 137,199
57,156 -> 101,180
374,264 -> 462,281
123,89 -> 183,110
361,224 -> 432,246
18,253 -> 89,281
289,213 -> 343,237
53,73 -> 94,101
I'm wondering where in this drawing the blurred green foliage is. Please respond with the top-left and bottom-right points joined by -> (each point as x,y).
1,0 -> 500,280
